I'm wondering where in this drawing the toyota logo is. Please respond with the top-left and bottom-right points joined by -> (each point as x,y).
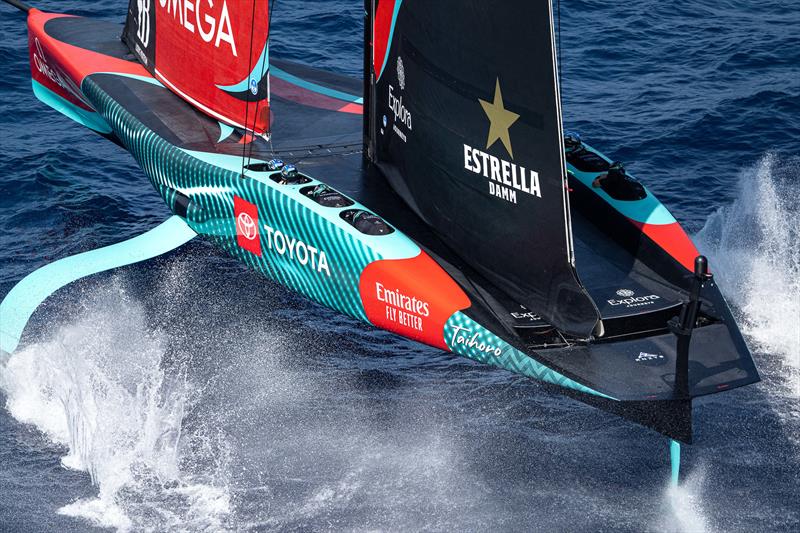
237,212 -> 257,240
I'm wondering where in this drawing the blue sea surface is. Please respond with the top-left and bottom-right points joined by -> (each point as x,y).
1,1 -> 798,531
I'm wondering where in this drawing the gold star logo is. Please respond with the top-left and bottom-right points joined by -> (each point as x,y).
479,78 -> 520,159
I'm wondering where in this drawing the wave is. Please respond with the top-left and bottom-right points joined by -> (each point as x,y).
0,281 -> 231,532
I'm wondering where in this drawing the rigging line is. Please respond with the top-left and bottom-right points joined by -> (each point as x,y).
246,0 -> 276,168
240,0 -> 258,178
557,0 -> 563,93
267,0 -> 277,157
1,0 -> 32,13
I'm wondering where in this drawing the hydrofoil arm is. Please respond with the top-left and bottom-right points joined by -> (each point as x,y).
0,216 -> 196,354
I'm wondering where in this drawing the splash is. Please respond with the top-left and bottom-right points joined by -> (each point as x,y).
658,153 -> 800,531
0,283 -> 231,532
694,153 -> 800,394
661,465 -> 713,533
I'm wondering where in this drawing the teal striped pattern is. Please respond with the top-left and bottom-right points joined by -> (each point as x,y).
81,75 -> 409,322
79,72 -> 610,400
444,312 -> 614,399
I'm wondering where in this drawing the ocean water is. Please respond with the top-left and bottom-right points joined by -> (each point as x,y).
0,0 -> 798,531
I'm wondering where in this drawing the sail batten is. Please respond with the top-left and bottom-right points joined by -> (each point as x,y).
123,0 -> 270,135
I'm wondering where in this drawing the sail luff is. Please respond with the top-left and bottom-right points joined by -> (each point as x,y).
549,0 -> 576,266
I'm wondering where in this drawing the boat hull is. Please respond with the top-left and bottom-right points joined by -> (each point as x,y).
17,9 -> 759,443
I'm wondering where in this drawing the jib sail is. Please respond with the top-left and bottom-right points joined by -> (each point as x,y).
365,0 -> 600,338
123,0 -> 270,135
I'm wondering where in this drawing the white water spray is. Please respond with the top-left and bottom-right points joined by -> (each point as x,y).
0,283 -> 231,531
694,154 -> 800,388
0,154 -> 796,532
661,464 -> 712,533
656,154 -> 800,532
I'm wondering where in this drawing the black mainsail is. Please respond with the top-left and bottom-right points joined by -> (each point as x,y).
366,0 -> 600,338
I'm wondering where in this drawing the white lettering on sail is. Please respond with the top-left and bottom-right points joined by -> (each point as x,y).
183,0 -> 195,32
197,0 -> 215,42
388,85 -> 412,130
136,0 -> 151,46
215,1 -> 237,56
463,144 -> 541,204
158,0 -> 238,57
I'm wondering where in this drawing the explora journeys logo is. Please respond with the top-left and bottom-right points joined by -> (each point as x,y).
636,351 -> 665,363
396,56 -> 406,90
387,55 -> 412,143
607,289 -> 660,307
510,311 -> 542,321
388,86 -> 412,130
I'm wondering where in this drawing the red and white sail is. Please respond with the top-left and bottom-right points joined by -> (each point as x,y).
123,0 -> 270,135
